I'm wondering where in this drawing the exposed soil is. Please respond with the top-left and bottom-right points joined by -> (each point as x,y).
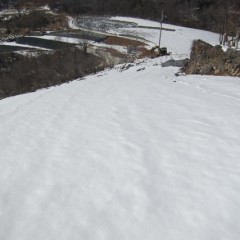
103,36 -> 145,47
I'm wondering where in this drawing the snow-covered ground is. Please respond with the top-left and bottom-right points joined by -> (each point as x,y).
111,16 -> 219,56
33,35 -> 84,44
1,17 -> 240,240
68,16 -> 80,30
1,41 -> 48,50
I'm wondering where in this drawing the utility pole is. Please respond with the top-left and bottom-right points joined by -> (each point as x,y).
158,10 -> 164,49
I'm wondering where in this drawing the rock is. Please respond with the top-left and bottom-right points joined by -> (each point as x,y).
183,40 -> 240,76
201,65 -> 213,74
137,67 -> 145,72
119,63 -> 135,72
162,58 -> 189,68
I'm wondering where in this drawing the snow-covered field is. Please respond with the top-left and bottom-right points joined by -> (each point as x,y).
1,17 -> 240,240
111,16 -> 219,56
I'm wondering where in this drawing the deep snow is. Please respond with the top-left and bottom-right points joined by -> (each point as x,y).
0,17 -> 240,240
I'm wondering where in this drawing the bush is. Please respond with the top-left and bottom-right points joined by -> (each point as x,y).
1,11 -> 53,32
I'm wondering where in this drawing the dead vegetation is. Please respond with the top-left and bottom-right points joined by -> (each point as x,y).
103,36 -> 152,59
0,10 -> 68,34
0,48 -> 104,99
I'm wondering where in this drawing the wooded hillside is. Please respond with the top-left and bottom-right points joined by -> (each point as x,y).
1,0 -> 240,34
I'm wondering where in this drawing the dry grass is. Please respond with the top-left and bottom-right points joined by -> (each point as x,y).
106,47 -> 126,58
137,46 -> 152,58
103,36 -> 152,59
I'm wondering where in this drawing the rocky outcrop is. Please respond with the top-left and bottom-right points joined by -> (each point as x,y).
183,40 -> 240,77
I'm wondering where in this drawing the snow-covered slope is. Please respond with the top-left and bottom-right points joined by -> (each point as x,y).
0,18 -> 240,240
